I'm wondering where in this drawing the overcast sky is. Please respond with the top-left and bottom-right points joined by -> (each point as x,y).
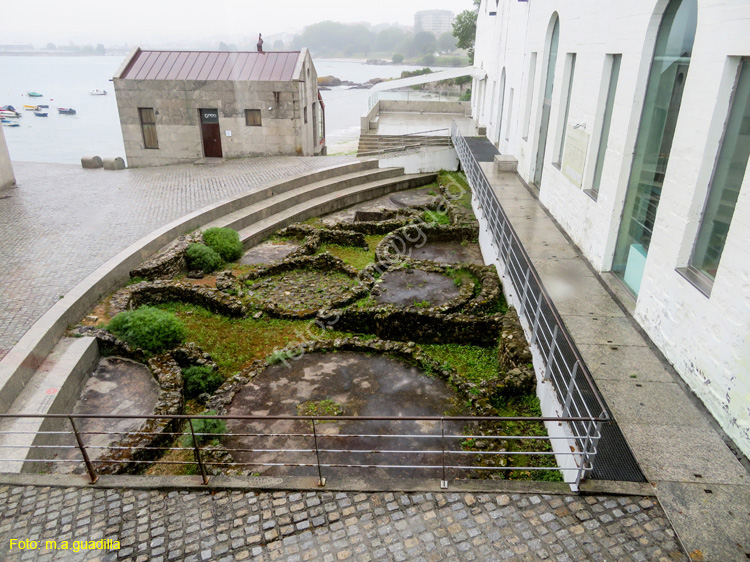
5,0 -> 475,46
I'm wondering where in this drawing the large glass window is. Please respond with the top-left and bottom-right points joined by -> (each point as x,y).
690,58 -> 750,282
534,17 -> 560,185
522,53 -> 537,140
556,53 -> 576,164
591,55 -> 622,196
612,0 -> 697,295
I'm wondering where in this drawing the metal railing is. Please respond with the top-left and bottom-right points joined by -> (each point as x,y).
368,90 -> 464,111
0,412 -> 600,488
451,123 -> 608,477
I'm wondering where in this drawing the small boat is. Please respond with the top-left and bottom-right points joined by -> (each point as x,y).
34,111 -> 48,117
58,107 -> 76,115
23,105 -> 38,110
37,104 -> 49,108
0,110 -> 20,119
3,122 -> 20,127
27,92 -> 43,97
89,89 -> 107,95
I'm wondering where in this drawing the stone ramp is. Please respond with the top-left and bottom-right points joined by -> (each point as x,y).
477,161 -> 750,562
0,337 -> 98,474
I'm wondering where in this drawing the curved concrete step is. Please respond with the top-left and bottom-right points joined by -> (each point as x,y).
237,172 -> 437,248
201,167 -> 405,235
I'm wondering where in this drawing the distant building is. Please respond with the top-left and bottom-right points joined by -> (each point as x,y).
414,10 -> 454,36
113,48 -> 326,168
0,127 -> 15,189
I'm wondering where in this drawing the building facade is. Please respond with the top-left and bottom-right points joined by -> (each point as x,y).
472,0 -> 750,457
414,10 -> 455,36
0,127 -> 15,189
113,48 -> 325,168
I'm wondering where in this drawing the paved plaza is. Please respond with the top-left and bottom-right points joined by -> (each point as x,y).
0,156 -> 351,360
0,485 -> 686,562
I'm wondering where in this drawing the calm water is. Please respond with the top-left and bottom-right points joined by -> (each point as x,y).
0,56 -> 431,164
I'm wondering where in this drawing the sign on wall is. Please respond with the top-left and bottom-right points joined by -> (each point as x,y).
562,126 -> 589,187
200,109 -> 219,124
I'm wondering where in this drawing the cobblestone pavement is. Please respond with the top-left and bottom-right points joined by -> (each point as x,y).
0,156 -> 352,359
0,485 -> 687,562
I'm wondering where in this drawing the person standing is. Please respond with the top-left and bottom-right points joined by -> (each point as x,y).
257,33 -> 264,53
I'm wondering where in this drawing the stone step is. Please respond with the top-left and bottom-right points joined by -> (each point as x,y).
0,337 -> 98,473
202,167 -> 405,235
236,172 -> 438,248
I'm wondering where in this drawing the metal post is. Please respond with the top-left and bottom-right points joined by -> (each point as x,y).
543,326 -> 559,382
440,418 -> 448,489
187,418 -> 209,485
530,294 -> 543,346
563,363 -> 579,417
68,416 -> 98,484
312,420 -> 326,487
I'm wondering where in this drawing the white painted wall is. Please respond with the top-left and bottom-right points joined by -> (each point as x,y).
378,146 -> 458,174
0,126 -> 15,189
473,0 -> 750,458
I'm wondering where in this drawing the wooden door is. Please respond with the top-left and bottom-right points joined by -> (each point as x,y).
200,109 -> 222,158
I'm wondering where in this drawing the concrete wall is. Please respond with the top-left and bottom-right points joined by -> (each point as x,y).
0,126 -> 15,189
379,146 -> 459,174
379,100 -> 470,114
114,50 -> 323,167
473,0 -> 750,457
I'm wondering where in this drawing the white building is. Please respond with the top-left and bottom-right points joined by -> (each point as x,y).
472,0 -> 750,458
414,10 -> 454,37
0,127 -> 14,189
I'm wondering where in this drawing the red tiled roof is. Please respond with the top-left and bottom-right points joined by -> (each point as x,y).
120,50 -> 302,81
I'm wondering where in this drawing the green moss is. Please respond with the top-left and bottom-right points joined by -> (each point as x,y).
316,234 -> 385,270
296,399 -> 344,420
420,342 -> 499,385
422,210 -> 451,225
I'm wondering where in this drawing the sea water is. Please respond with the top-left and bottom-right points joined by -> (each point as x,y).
0,55 -> 431,164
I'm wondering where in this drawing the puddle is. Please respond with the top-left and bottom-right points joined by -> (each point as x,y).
375,269 -> 460,307
223,352 -> 470,478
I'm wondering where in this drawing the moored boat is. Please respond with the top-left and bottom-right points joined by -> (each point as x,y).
58,107 -> 77,115
2,121 -> 20,127
27,92 -> 43,97
23,105 -> 38,110
89,89 -> 107,95
34,111 -> 48,117
37,104 -> 49,108
0,110 -> 20,119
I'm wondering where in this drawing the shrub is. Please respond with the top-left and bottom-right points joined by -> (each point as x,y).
181,410 -> 227,447
202,227 -> 243,262
186,243 -> 223,274
392,53 -> 404,64
108,306 -> 185,353
183,365 -> 224,399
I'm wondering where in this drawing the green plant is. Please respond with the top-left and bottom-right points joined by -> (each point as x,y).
186,243 -> 223,274
297,399 -> 344,422
127,276 -> 147,286
181,411 -> 227,447
392,53 -> 404,64
108,306 -> 185,353
422,210 -> 451,225
202,227 -> 244,262
182,365 -> 224,399
413,300 -> 431,308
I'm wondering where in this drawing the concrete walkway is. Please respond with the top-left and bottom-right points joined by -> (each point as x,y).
478,162 -> 750,562
0,156 -> 352,360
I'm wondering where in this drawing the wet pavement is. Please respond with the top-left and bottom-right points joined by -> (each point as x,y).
224,352 -> 467,479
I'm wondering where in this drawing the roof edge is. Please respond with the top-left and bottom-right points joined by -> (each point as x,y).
114,47 -> 142,80
292,48 -> 308,81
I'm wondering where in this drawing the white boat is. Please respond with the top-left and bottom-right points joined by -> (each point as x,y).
89,89 -> 107,95
0,110 -> 20,119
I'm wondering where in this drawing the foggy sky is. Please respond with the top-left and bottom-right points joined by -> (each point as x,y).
5,0 -> 475,46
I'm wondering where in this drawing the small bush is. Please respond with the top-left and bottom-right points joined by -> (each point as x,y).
108,306 -> 185,353
183,365 -> 224,399
186,243 -> 223,273
202,227 -> 243,262
392,53 -> 404,64
181,410 -> 227,447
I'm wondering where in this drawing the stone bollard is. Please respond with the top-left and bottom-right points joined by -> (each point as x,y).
81,156 -> 103,169
102,157 -> 126,170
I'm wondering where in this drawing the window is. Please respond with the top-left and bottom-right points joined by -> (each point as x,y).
506,88 -> 514,141
556,53 -> 576,164
591,54 -> 622,197
689,58 -> 750,283
138,107 -> 158,149
245,109 -> 262,127
612,0 -> 697,295
522,53 -> 536,140
304,106 -> 308,124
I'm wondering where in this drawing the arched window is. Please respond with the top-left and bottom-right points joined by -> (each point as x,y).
533,14 -> 560,186
497,68 -> 506,144
612,0 -> 697,295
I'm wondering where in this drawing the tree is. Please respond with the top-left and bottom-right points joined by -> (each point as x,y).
413,31 -> 437,56
453,0 -> 480,64
392,53 -> 404,64
273,39 -> 285,50
95,43 -> 106,56
45,42 -> 56,50
438,32 -> 457,53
